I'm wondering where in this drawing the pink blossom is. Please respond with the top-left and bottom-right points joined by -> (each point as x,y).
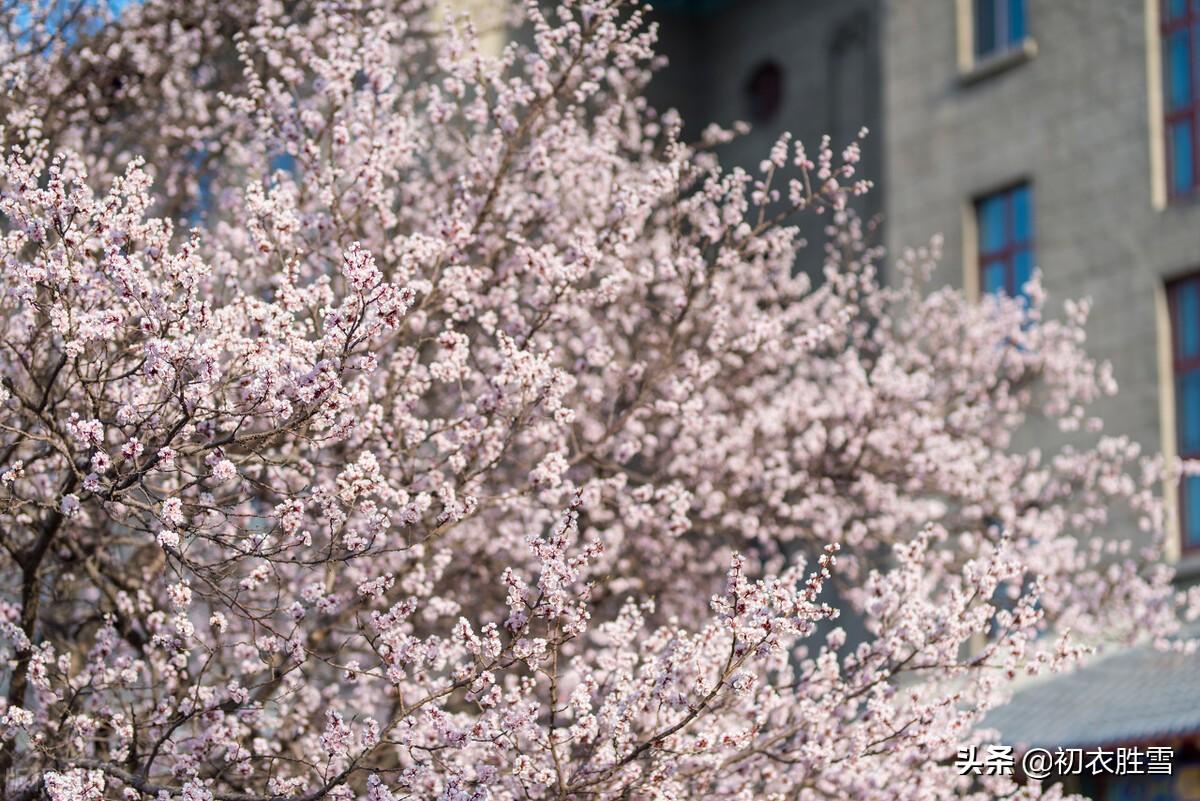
0,3 -> 1184,800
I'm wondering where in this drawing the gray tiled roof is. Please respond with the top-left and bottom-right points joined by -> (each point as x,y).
983,646 -> 1200,749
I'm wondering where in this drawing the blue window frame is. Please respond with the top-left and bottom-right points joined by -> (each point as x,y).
1162,0 -> 1200,198
977,183 -> 1034,303
974,0 -> 1027,60
1169,274 -> 1200,551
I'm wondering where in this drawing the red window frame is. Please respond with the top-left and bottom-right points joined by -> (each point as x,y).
1162,0 -> 1200,200
1167,273 -> 1200,552
976,183 -> 1034,300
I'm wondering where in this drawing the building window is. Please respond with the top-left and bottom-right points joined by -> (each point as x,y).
744,61 -> 783,124
974,0 -> 1027,60
976,183 -> 1034,302
1168,274 -> 1200,551
828,14 -> 871,147
1162,0 -> 1200,198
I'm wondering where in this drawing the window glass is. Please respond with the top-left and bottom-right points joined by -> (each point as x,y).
977,183 -> 1033,303
1013,250 -> 1033,297
979,195 -> 1008,253
975,0 -> 998,57
1167,28 -> 1192,109
1011,184 -> 1031,242
983,262 -> 1007,295
1180,371 -> 1200,454
745,61 -> 783,123
974,0 -> 1025,58
1188,476 -> 1200,546
1007,0 -> 1026,41
1162,0 -> 1200,197
1178,281 -> 1200,359
1171,119 -> 1195,194
1169,277 -> 1200,550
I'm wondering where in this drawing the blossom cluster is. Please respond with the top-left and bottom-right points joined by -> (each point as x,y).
0,1 -> 1191,800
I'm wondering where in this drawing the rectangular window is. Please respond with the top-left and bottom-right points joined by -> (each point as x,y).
976,183 -> 1034,303
1168,273 -> 1200,551
1162,0 -> 1200,198
974,0 -> 1027,60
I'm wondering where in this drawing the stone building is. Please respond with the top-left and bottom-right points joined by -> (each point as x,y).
882,0 -> 1200,571
881,4 -> 1200,796
646,0 -> 884,280
649,1 -> 1200,798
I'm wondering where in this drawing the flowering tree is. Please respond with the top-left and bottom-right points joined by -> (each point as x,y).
0,1 -> 1191,799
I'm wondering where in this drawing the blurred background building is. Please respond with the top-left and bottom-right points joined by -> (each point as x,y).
646,1 -> 1200,799
646,0 -> 883,278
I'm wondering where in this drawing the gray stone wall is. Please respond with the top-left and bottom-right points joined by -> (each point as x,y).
647,0 -> 884,281
647,0 -> 1200,568
881,0 -> 1200,567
